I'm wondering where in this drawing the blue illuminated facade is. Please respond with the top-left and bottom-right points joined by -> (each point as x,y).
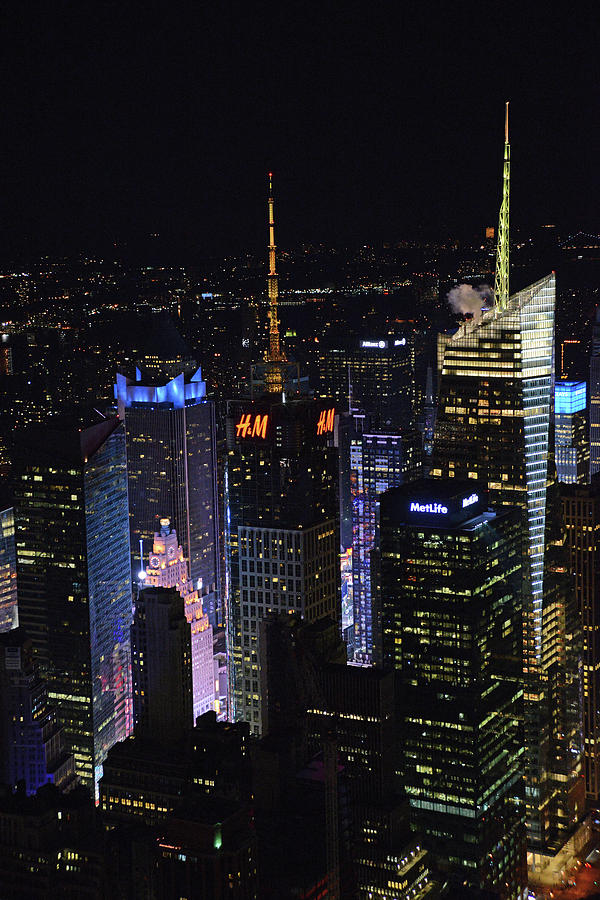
555,381 -> 589,484
350,431 -> 419,664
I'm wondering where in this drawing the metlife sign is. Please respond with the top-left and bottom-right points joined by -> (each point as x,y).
408,493 -> 480,517
409,501 -> 448,514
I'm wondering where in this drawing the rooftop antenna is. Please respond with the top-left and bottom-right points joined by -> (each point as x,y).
494,102 -> 510,312
264,173 -> 287,393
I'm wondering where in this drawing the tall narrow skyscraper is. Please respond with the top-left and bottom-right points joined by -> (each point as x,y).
0,505 -> 17,632
115,365 -> 221,626
13,418 -> 133,792
589,307 -> 600,476
432,110 -> 582,851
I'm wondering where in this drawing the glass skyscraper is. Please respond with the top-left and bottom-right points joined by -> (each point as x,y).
115,366 -> 221,626
432,273 -> 584,850
589,307 -> 600,477
13,418 -> 133,793
350,430 -> 420,664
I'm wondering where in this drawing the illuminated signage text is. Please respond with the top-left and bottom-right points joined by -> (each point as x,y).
462,493 -> 478,508
236,413 -> 269,440
317,408 -> 335,435
361,340 -> 387,349
410,502 -> 448,514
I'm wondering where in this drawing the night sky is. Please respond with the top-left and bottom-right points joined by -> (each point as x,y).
1,3 -> 599,258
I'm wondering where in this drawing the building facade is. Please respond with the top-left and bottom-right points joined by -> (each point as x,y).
589,307 -> 600,476
555,381 -> 588,484
380,481 -> 526,899
0,506 -> 17,632
13,418 -> 133,792
350,430 -> 420,664
142,518 -> 214,721
562,479 -> 600,804
225,397 -> 340,736
432,273 -> 583,850
115,366 -> 221,626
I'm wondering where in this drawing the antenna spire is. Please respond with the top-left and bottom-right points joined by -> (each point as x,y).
265,172 -> 286,393
494,102 -> 510,312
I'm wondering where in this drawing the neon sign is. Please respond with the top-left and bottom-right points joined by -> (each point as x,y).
361,340 -> 387,349
316,408 -> 335,435
236,413 -> 269,439
462,493 -> 478,508
409,501 -> 448,514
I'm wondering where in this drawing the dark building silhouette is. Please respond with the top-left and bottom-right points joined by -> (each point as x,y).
131,586 -> 193,740
0,628 -> 76,795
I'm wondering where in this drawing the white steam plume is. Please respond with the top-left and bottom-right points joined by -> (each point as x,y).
447,284 -> 494,323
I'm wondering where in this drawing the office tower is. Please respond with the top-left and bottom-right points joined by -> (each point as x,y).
225,396 -> 340,736
142,518 -> 214,720
562,479 -> 600,804
0,629 -> 76,795
0,505 -> 17,632
432,107 -> 582,850
13,417 -> 132,793
380,481 -> 526,899
131,586 -> 193,741
555,381 -> 589,483
350,430 -> 420,664
318,333 -> 415,430
590,306 -> 600,476
115,364 -> 221,626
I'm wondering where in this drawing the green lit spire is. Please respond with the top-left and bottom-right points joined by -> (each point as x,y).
494,102 -> 510,311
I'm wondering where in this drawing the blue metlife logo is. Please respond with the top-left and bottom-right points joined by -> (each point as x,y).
462,493 -> 478,509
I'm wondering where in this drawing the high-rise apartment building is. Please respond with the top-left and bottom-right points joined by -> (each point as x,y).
432,273 -> 583,849
589,307 -> 600,476
555,381 -> 588,484
142,518 -> 214,720
350,429 -> 420,664
562,479 -> 600,804
0,506 -> 17,632
380,481 -> 526,899
115,365 -> 221,625
225,396 -> 340,736
13,418 -> 133,792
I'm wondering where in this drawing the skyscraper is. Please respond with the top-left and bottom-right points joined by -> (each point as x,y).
318,333 -> 415,431
225,396 -> 340,736
350,429 -> 420,664
142,518 -> 214,720
562,479 -> 600,805
115,364 -> 221,625
555,381 -> 588,483
0,628 -> 76,795
131,586 -> 193,742
590,307 -> 600,476
380,481 -> 526,899
432,109 -> 582,849
13,417 -> 133,792
0,505 -> 17,632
